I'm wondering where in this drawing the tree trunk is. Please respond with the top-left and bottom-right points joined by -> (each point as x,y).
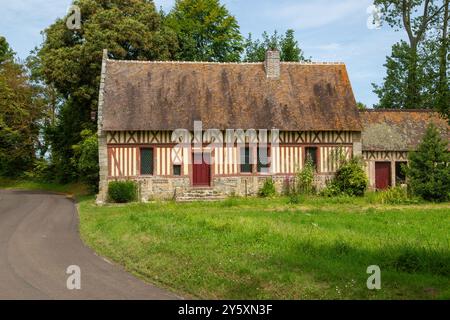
438,0 -> 449,115
405,45 -> 421,109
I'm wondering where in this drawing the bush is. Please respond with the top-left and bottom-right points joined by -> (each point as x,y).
108,181 -> 137,203
406,123 -> 450,202
296,159 -> 315,195
258,178 -> 276,198
328,157 -> 368,197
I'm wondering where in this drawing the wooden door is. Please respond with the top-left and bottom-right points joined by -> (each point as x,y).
375,162 -> 391,190
192,153 -> 211,186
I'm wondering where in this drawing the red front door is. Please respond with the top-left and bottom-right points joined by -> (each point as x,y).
192,153 -> 211,186
375,162 -> 391,190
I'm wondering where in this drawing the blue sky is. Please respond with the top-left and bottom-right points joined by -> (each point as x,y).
1,0 -> 407,107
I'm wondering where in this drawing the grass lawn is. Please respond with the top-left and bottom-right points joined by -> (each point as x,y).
0,178 -> 90,197
78,196 -> 450,300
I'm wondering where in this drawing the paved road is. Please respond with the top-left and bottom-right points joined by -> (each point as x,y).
0,190 -> 180,300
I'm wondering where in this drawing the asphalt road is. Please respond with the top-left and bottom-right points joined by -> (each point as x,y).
0,190 -> 180,300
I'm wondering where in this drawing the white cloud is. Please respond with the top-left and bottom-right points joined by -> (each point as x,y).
266,0 -> 372,30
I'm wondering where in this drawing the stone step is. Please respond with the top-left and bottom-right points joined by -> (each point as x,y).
176,196 -> 227,202
175,187 -> 226,202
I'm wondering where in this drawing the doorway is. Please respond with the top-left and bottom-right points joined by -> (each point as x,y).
375,162 -> 391,190
192,152 -> 211,187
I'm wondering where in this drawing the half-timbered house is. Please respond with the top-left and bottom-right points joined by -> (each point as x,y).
96,49 -> 449,202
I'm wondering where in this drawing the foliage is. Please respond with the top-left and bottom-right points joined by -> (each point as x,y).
356,102 -> 367,110
108,180 -> 138,203
0,37 -> 42,177
370,186 -> 420,205
33,0 -> 178,183
373,0 -> 449,117
323,158 -> 368,197
243,29 -> 308,62
166,0 -> 243,62
0,36 -> 14,64
373,39 -> 446,110
296,159 -> 315,195
258,178 -> 276,198
406,123 -> 450,202
72,129 -> 99,192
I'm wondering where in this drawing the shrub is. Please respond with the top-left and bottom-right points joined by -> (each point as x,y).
108,181 -> 137,203
258,178 -> 276,198
405,123 -> 450,202
330,157 -> 368,197
320,180 -> 342,197
296,159 -> 315,195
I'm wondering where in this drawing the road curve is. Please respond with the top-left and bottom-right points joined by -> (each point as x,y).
0,190 -> 180,300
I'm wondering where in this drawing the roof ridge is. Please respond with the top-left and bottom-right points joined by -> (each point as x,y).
361,109 -> 435,113
106,59 -> 345,66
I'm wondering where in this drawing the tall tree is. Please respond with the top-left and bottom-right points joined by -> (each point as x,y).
166,0 -> 243,62
373,40 -> 438,109
243,30 -> 308,62
34,0 -> 178,182
0,37 -> 42,177
437,0 -> 449,119
374,0 -> 448,109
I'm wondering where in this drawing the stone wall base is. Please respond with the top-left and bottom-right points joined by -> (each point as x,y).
102,174 -> 335,202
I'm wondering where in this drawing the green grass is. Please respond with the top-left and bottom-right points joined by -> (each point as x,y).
78,196 -> 450,300
0,178 -> 90,198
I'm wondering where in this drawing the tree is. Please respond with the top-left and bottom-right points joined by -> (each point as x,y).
243,30 -> 308,62
72,129 -> 99,191
357,102 -> 368,110
0,36 -> 14,64
34,0 -> 178,182
406,123 -> 450,202
0,37 -> 42,177
374,0 -> 448,109
436,0 -> 449,120
373,40 -> 437,109
166,0 -> 243,62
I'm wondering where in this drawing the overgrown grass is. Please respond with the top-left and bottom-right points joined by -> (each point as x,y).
0,178 -> 90,197
78,196 -> 450,300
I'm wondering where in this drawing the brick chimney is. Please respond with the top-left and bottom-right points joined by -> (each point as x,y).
264,50 -> 280,79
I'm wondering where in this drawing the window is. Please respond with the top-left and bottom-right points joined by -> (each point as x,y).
395,162 -> 407,185
257,147 -> 271,173
173,165 -> 181,176
140,148 -> 153,175
305,147 -> 318,170
240,147 -> 252,173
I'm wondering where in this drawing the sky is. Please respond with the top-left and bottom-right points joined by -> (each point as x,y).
0,0 -> 407,107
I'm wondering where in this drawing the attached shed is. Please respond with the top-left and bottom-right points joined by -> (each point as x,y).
361,110 -> 449,190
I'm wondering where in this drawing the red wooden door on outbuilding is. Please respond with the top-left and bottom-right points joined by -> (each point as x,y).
375,162 -> 391,190
192,153 -> 211,186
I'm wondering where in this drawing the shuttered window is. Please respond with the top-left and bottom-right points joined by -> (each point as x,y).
140,148 -> 153,175
240,147 -> 252,173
